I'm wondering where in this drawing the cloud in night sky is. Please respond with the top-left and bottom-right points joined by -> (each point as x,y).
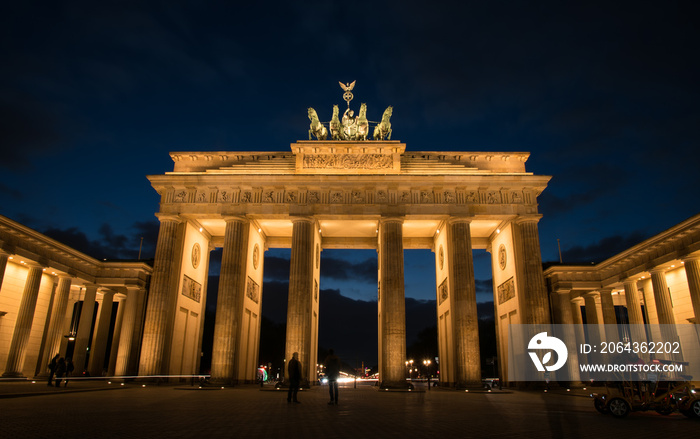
41,220 -> 159,260
560,231 -> 650,265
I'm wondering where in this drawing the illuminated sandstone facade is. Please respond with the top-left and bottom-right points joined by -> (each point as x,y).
142,141 -> 552,387
0,215 -> 151,378
544,214 -> 700,382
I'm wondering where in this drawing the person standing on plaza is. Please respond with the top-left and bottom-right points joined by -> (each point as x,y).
47,353 -> 60,386
54,357 -> 66,388
323,349 -> 341,405
64,358 -> 74,387
287,352 -> 302,403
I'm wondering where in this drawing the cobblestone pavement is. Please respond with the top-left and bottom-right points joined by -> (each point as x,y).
1,381 -> 698,438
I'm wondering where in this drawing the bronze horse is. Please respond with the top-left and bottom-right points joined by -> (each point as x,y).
329,105 -> 342,140
307,107 -> 328,140
373,106 -> 393,140
356,103 -> 369,141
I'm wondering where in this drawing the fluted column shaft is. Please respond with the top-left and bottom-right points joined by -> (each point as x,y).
570,296 -> 589,379
650,269 -> 676,325
551,290 -> 573,324
40,276 -> 72,374
284,218 -> 314,384
89,291 -> 115,376
650,269 -> 682,360
553,290 -> 580,382
682,257 -> 700,323
448,219 -> 481,387
513,217 -> 550,325
107,296 -> 126,376
73,285 -> 98,374
623,280 -> 644,324
2,265 -> 44,377
139,217 -> 184,376
378,218 -> 407,388
115,288 -> 142,376
599,289 -> 617,324
211,217 -> 250,384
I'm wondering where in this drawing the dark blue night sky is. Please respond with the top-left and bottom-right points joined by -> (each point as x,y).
2,2 -> 699,362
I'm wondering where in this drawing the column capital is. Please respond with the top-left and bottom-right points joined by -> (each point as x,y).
583,290 -> 600,298
222,215 -> 248,224
155,213 -> 184,223
447,216 -> 473,225
649,267 -> 667,275
681,254 -> 700,263
623,277 -> 639,286
554,288 -> 571,296
290,216 -> 315,224
379,216 -> 404,225
513,214 -> 543,225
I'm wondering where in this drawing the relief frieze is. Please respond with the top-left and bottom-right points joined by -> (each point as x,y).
497,277 -> 515,305
303,154 -> 392,170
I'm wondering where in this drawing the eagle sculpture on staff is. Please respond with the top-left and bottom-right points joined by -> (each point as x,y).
339,80 -> 356,106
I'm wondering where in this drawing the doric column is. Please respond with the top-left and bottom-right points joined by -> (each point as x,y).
447,218 -> 481,388
107,296 -> 126,376
599,289 -> 617,324
570,295 -> 588,379
599,288 -> 618,343
512,216 -> 550,325
72,284 -> 98,374
681,256 -> 700,323
284,217 -> 315,384
40,276 -> 72,375
551,290 -> 580,382
650,268 -> 681,360
211,217 -> 250,384
378,217 -> 408,389
650,269 -> 676,325
623,279 -> 644,325
88,290 -> 115,376
551,289 -> 573,324
284,217 -> 315,385
139,215 -> 185,376
583,292 -> 602,361
2,264 -> 44,377
115,288 -> 143,376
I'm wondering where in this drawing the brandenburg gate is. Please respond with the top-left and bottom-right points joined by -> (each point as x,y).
138,91 -> 552,388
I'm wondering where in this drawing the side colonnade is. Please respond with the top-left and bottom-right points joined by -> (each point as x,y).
0,215 -> 151,380
545,214 -> 700,382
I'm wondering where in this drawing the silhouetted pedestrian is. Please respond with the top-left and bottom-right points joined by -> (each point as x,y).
287,352 -> 301,403
323,349 -> 341,405
47,353 -> 60,386
64,358 -> 74,387
55,357 -> 66,388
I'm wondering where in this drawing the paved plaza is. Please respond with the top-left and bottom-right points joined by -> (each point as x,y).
1,380 -> 698,438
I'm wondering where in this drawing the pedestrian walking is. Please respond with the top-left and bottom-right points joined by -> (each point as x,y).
47,354 -> 60,386
287,352 -> 302,403
323,349 -> 341,405
64,358 -> 74,387
54,357 -> 66,388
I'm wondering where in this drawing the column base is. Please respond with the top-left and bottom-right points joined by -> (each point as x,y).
1,371 -> 25,379
379,380 -> 414,391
